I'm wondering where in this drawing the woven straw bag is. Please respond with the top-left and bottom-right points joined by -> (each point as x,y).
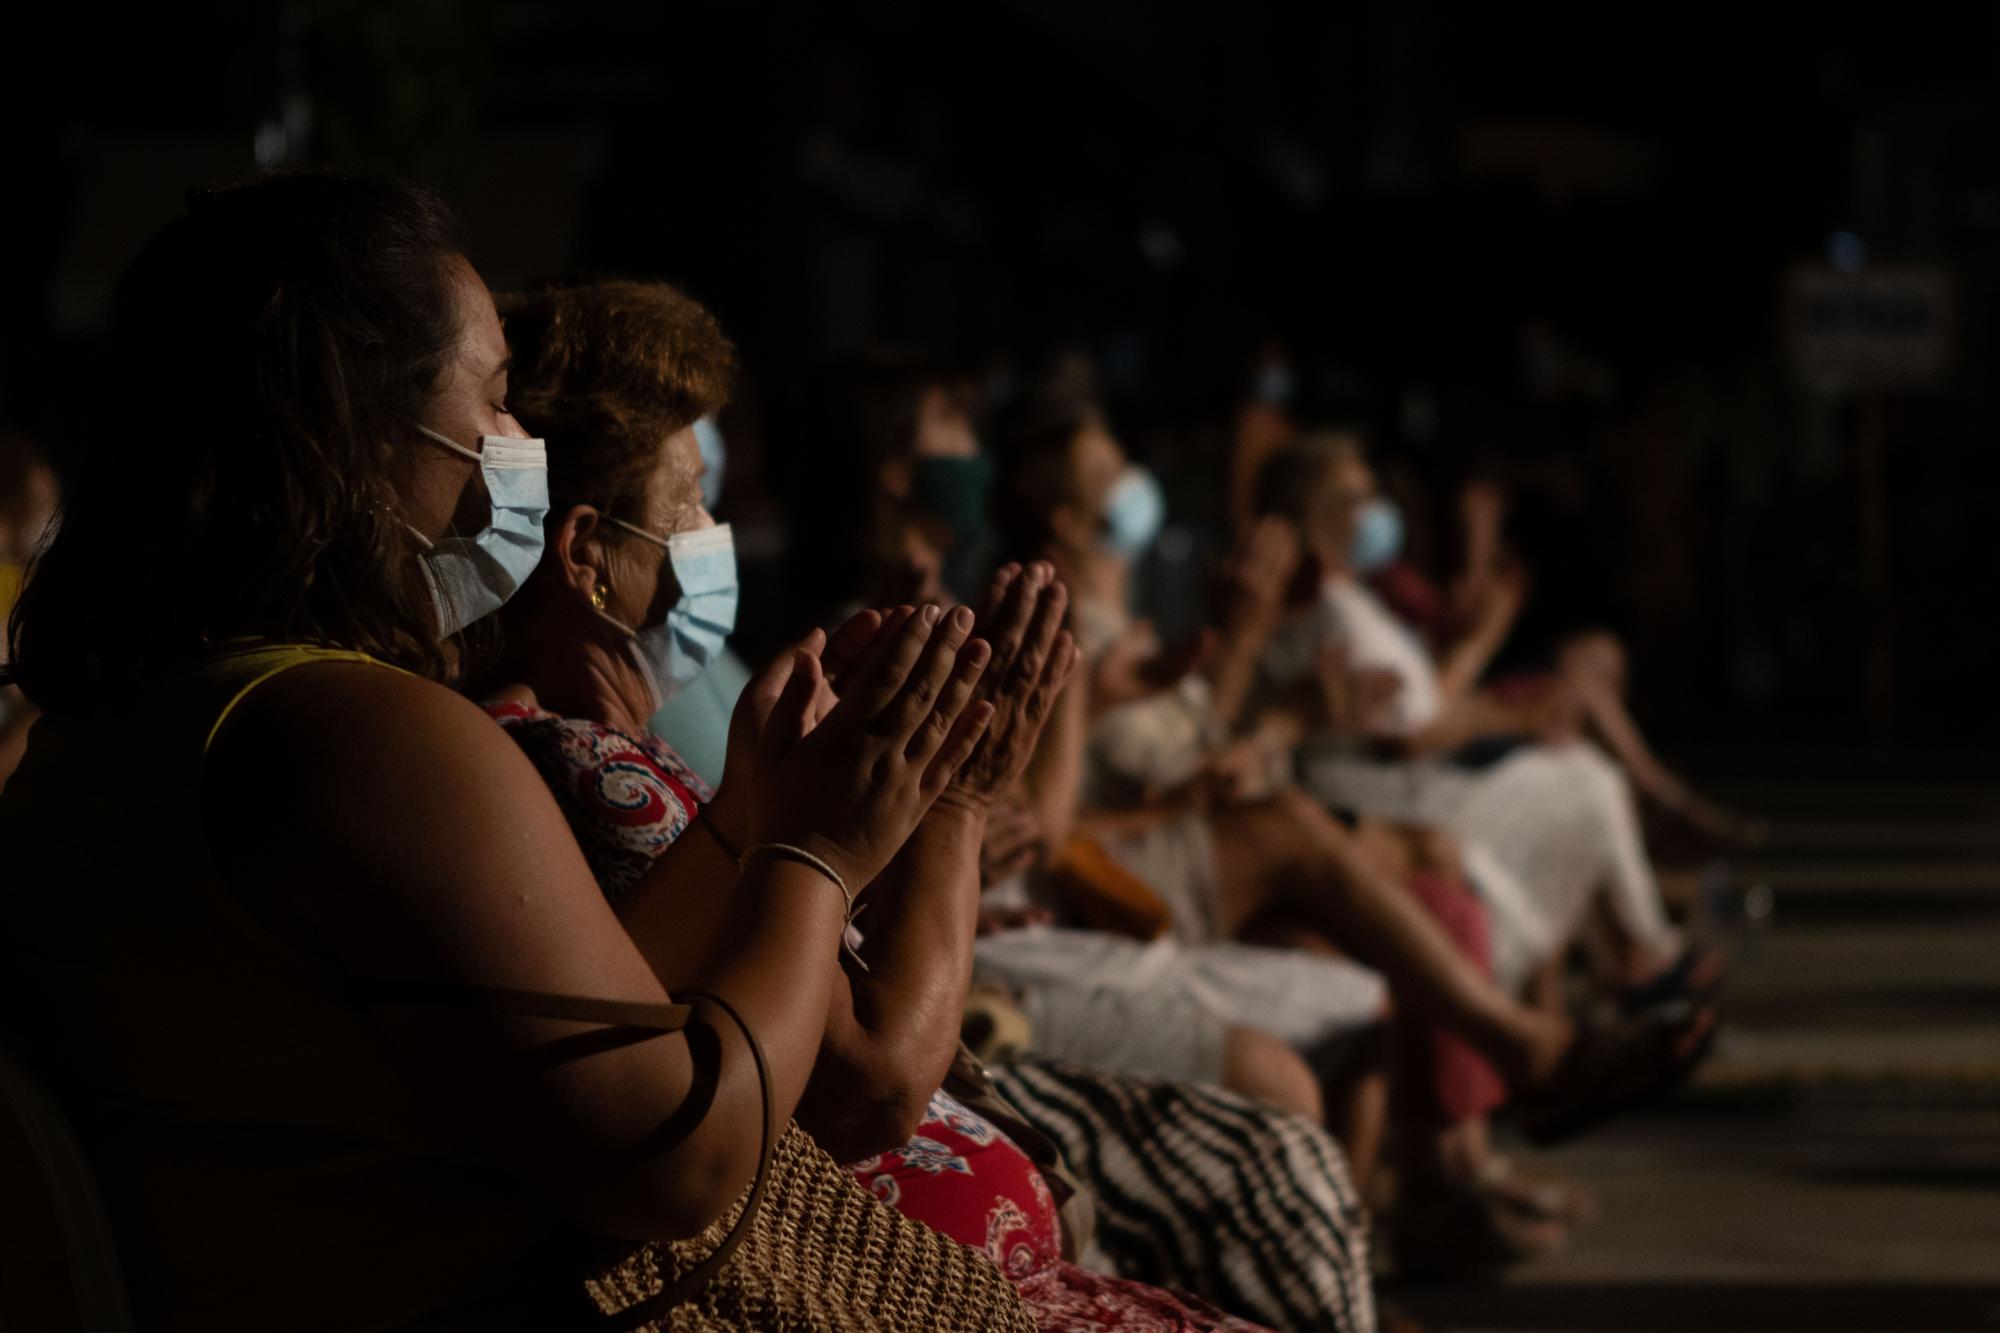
583,1121 -> 1031,1331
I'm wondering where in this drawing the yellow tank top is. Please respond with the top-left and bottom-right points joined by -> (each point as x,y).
0,642 -> 557,1332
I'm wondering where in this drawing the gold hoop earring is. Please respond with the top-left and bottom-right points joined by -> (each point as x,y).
591,584 -> 609,610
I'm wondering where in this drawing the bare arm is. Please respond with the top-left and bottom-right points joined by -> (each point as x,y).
800,564 -> 1077,1159
795,803 -> 986,1160
1432,568 -> 1524,705
213,665 -> 845,1241
1022,656 -> 1088,851
1205,517 -> 1302,732
216,611 -> 991,1243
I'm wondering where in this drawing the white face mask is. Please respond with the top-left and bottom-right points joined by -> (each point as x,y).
592,518 -> 739,713
408,425 -> 550,638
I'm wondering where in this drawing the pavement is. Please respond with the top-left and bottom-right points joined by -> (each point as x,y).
1389,773 -> 2000,1333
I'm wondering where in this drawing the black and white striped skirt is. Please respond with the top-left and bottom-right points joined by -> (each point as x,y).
990,1060 -> 1376,1333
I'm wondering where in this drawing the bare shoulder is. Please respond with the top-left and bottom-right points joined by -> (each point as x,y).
209,662 -> 532,800
204,660 -> 574,895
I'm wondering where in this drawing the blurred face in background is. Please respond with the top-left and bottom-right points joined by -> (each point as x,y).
1303,442 -> 1376,572
914,384 -> 977,460
1048,415 -> 1127,551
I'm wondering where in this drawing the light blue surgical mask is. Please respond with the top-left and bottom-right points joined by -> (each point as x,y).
1350,497 -> 1403,573
411,427 -> 550,638
1101,465 -> 1166,559
694,416 -> 726,511
598,518 -> 739,711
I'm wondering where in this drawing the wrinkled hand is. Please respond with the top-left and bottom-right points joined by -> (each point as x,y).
1091,619 -> 1215,713
708,609 -> 887,851
942,562 -> 1079,809
746,605 -> 994,891
978,791 -> 1045,886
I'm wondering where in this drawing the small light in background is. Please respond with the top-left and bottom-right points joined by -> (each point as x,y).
1826,229 -> 1867,273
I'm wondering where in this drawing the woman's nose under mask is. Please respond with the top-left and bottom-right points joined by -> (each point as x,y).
595,518 -> 739,713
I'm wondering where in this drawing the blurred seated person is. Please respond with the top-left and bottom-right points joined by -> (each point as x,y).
1254,431 -> 1724,1007
764,352 -> 1389,1321
983,381 -> 1714,1217
1378,470 -> 1765,848
774,351 -> 995,633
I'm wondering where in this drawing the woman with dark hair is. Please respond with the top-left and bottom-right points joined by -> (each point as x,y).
773,351 -> 994,632
485,279 -> 1306,1333
0,173 -> 1016,1331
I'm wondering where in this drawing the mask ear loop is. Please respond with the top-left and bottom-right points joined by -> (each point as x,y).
416,424 -> 485,464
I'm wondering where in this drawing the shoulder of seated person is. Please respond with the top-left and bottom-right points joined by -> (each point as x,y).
208,660 -> 521,797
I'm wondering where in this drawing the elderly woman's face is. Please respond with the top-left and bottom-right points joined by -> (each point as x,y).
602,422 -> 712,631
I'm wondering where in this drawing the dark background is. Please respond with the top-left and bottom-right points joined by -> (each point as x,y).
6,1 -> 1997,764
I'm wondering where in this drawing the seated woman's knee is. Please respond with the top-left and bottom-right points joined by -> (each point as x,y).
1222,1026 -> 1324,1123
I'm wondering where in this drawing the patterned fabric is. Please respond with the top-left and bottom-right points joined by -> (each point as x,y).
487,699 -> 711,901
488,701 -> 1279,1332
850,1089 -> 1059,1257
991,1061 -> 1376,1333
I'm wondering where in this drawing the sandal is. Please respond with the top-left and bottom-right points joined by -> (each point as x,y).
1620,943 -> 1729,1015
1514,999 -> 1719,1146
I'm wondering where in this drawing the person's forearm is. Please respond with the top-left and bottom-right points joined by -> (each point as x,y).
795,802 -> 985,1157
1023,668 -> 1087,849
1434,613 -> 1513,704
1205,618 -> 1271,732
658,858 -> 848,1212
615,813 -> 742,989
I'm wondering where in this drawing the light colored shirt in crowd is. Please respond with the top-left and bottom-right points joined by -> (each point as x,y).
1264,578 -> 1441,737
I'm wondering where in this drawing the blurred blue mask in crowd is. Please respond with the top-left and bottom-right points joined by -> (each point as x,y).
913,454 -> 995,540
1101,465 -> 1166,559
598,518 -> 739,711
694,416 -> 726,511
411,427 -> 550,638
1350,497 -> 1404,573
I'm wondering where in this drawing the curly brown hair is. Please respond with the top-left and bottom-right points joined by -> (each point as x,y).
497,281 -> 737,527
